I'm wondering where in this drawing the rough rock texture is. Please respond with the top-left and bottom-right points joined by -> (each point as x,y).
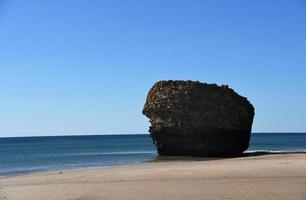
143,80 -> 255,157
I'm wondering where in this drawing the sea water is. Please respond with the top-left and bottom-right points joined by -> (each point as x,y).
0,133 -> 305,176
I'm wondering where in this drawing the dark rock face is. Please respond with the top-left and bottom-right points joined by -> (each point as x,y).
142,80 -> 255,157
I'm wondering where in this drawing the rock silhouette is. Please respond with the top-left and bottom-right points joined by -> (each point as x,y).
143,80 -> 255,157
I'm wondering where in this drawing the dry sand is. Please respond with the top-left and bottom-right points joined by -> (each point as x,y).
1,154 -> 306,200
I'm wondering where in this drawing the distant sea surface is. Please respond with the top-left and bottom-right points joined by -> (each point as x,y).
1,133 -> 306,176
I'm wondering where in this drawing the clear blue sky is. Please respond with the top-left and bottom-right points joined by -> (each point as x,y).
0,0 -> 305,137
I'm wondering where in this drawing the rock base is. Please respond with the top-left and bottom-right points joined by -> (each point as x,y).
151,129 -> 251,157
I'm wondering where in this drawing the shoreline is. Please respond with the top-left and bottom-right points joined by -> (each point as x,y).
1,153 -> 306,200
2,150 -> 306,179
0,161 -> 153,179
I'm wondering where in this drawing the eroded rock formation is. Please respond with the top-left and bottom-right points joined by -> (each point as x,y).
143,80 -> 255,157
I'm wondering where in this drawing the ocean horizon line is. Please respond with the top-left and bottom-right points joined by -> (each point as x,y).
1,132 -> 306,139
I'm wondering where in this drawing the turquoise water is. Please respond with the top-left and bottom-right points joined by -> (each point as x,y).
1,133 -> 306,176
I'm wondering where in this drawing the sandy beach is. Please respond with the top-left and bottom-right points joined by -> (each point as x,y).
1,153 -> 306,200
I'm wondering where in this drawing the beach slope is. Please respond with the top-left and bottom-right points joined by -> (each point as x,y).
1,154 -> 306,200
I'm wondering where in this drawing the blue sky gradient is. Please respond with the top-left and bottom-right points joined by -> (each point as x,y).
0,0 -> 306,137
